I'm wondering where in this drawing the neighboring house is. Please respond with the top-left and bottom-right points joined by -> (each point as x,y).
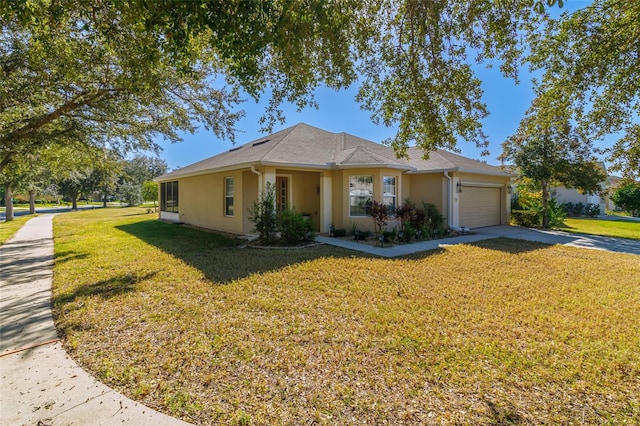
551,162 -> 609,214
155,123 -> 511,234
605,175 -> 623,212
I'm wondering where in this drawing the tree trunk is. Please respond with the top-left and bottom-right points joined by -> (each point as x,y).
71,192 -> 79,210
29,189 -> 36,214
541,180 -> 550,229
102,195 -> 107,208
4,183 -> 14,221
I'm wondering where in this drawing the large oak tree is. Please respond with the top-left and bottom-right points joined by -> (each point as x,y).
1,0 -> 637,177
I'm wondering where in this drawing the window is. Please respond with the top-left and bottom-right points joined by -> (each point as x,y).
349,175 -> 373,216
383,176 -> 397,212
224,177 -> 234,216
160,181 -> 178,213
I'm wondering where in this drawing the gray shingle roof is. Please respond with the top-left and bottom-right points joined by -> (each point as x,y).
157,123 -> 509,180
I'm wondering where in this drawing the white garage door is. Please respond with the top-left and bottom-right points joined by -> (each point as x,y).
459,186 -> 501,228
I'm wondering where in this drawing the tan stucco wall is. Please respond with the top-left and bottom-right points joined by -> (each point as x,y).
407,173 -> 446,214
242,170 -> 259,233
175,169 -> 245,234
277,169 -> 321,231
163,166 -> 511,235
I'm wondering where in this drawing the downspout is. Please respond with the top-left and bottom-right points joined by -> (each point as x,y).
250,165 -> 263,194
444,171 -> 452,228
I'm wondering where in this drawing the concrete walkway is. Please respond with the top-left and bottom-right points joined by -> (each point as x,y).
316,224 -> 640,257
0,215 -> 189,425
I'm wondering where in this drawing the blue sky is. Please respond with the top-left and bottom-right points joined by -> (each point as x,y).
156,1 -> 605,171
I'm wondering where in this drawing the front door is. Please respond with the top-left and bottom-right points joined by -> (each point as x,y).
276,176 -> 289,211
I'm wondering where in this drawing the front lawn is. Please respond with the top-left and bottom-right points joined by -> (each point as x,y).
52,208 -> 640,425
554,217 -> 640,240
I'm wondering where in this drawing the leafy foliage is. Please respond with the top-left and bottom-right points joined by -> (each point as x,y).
527,0 -> 640,179
3,0 -> 636,182
366,200 -> 391,237
142,181 -> 159,207
611,181 -> 640,217
277,207 -> 315,245
0,5 -> 242,173
248,182 -> 277,243
501,107 -> 605,228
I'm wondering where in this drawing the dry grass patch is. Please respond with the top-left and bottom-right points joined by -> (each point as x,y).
53,208 -> 640,425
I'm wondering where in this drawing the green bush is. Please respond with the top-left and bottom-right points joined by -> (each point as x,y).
547,198 -> 566,227
278,207 -> 315,244
331,227 -> 347,237
382,228 -> 397,243
511,210 -> 541,227
248,182 -> 278,243
422,202 -> 446,236
585,203 -> 601,217
611,181 -> 640,216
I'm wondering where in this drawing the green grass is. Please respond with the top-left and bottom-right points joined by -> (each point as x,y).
52,208 -> 640,425
0,215 -> 36,245
554,217 -> 640,240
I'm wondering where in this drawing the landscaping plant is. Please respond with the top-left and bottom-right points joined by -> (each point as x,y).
248,182 -> 278,243
277,207 -> 315,245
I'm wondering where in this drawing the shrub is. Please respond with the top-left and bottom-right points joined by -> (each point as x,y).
547,198 -> 566,227
382,228 -> 397,243
611,181 -> 640,216
511,210 -> 541,227
330,225 -> 347,237
585,203 -> 601,218
422,202 -> 446,236
248,182 -> 278,243
367,200 -> 390,237
394,199 -> 415,229
278,207 -> 315,244
354,230 -> 371,240
349,221 -> 360,238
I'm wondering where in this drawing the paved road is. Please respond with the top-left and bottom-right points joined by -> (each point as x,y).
0,214 -> 189,425
0,204 -> 100,221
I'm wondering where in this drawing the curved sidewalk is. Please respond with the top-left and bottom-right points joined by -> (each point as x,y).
0,215 -> 189,425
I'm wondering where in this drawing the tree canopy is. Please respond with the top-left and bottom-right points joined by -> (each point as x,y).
1,0 -> 637,177
501,103 -> 606,228
528,0 -> 640,178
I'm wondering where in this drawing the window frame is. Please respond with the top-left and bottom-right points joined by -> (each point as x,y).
160,181 -> 179,213
224,177 -> 234,217
383,175 -> 397,213
348,175 -> 374,217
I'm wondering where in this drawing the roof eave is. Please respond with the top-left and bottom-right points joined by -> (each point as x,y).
456,167 -> 512,177
337,163 -> 413,171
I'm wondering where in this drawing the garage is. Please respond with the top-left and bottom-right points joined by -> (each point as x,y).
459,185 -> 502,228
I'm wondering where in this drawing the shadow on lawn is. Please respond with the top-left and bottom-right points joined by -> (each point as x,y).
116,220 -> 379,284
53,272 -> 157,306
467,237 -> 554,254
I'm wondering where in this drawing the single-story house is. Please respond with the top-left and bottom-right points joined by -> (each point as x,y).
155,123 -> 511,234
551,162 -> 609,214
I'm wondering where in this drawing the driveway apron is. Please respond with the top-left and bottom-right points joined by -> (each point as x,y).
0,214 -> 189,425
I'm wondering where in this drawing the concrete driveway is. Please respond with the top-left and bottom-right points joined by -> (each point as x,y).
475,225 -> 640,256
317,224 -> 640,257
